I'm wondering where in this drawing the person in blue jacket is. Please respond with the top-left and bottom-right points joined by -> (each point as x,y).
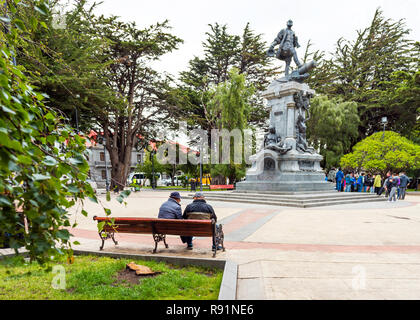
158,191 -> 183,220
335,168 -> 344,192
345,173 -> 352,192
158,191 -> 193,249
351,173 -> 357,192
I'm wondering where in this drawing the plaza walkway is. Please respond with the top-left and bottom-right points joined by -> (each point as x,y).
67,190 -> 420,299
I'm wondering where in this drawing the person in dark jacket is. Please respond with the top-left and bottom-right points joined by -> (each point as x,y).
183,192 -> 217,221
181,192 -> 220,250
387,173 -> 399,202
158,192 -> 183,220
398,172 -> 410,200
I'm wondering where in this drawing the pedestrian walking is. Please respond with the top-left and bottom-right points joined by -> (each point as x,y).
387,173 -> 398,202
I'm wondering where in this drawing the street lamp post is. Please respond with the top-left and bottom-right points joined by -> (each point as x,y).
151,149 -> 156,190
199,145 -> 203,192
147,143 -> 156,190
74,94 -> 80,133
103,137 -> 110,192
381,116 -> 388,141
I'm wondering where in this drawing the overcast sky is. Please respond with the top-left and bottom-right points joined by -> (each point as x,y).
92,0 -> 419,78
84,0 -> 419,145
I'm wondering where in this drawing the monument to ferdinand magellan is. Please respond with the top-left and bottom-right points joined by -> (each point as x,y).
236,20 -> 333,193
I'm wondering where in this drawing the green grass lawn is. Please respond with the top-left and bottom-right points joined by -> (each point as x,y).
0,255 -> 222,300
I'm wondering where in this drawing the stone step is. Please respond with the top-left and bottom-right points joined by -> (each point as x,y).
184,192 -> 388,208
188,192 -> 382,203
188,196 -> 387,208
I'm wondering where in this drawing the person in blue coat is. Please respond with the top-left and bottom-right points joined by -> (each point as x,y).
158,192 -> 189,248
335,168 -> 344,192
351,174 -> 357,192
158,192 -> 183,220
345,173 -> 352,192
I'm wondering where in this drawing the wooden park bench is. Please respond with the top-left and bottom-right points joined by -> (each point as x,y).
93,216 -> 225,257
209,184 -> 235,190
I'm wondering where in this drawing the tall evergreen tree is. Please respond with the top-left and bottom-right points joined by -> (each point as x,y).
15,1 -> 183,191
174,22 -> 278,134
306,8 -> 420,140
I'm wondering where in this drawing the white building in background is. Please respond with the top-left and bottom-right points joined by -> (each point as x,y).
86,131 -> 145,188
84,131 -> 194,188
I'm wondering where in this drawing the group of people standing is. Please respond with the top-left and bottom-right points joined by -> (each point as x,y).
332,168 -> 410,202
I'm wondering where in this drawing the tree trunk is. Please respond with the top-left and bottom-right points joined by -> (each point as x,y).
105,124 -> 136,192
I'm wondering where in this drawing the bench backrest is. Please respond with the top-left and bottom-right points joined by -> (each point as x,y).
184,212 -> 211,220
93,216 -> 214,237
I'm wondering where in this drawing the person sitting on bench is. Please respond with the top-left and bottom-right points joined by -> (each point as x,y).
182,192 -> 220,251
158,191 -> 183,220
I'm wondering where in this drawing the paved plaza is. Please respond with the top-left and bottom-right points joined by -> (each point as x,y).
66,190 -> 420,299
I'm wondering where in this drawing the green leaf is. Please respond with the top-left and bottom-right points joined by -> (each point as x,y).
29,199 -> 39,207
97,221 -> 105,232
43,156 -> 57,166
67,185 -> 80,193
88,196 -> 98,204
32,174 -> 51,181
34,4 -> 48,15
0,17 -> 11,24
81,209 -> 88,217
120,190 -> 131,198
13,19 -> 26,32
17,155 -> 33,165
45,112 -> 55,120
1,105 -> 16,115
56,229 -> 70,241
106,191 -> 111,201
0,195 -> 12,206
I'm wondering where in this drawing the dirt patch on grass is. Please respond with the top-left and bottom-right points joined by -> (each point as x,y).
112,268 -> 162,287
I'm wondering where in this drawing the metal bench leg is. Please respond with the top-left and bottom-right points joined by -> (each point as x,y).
111,233 -> 118,246
213,224 -> 225,257
163,235 -> 169,248
153,239 -> 158,253
153,234 -> 167,253
212,234 -> 218,258
98,231 -> 116,251
219,225 -> 225,252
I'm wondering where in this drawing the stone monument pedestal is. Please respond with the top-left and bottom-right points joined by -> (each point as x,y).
236,79 -> 333,193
